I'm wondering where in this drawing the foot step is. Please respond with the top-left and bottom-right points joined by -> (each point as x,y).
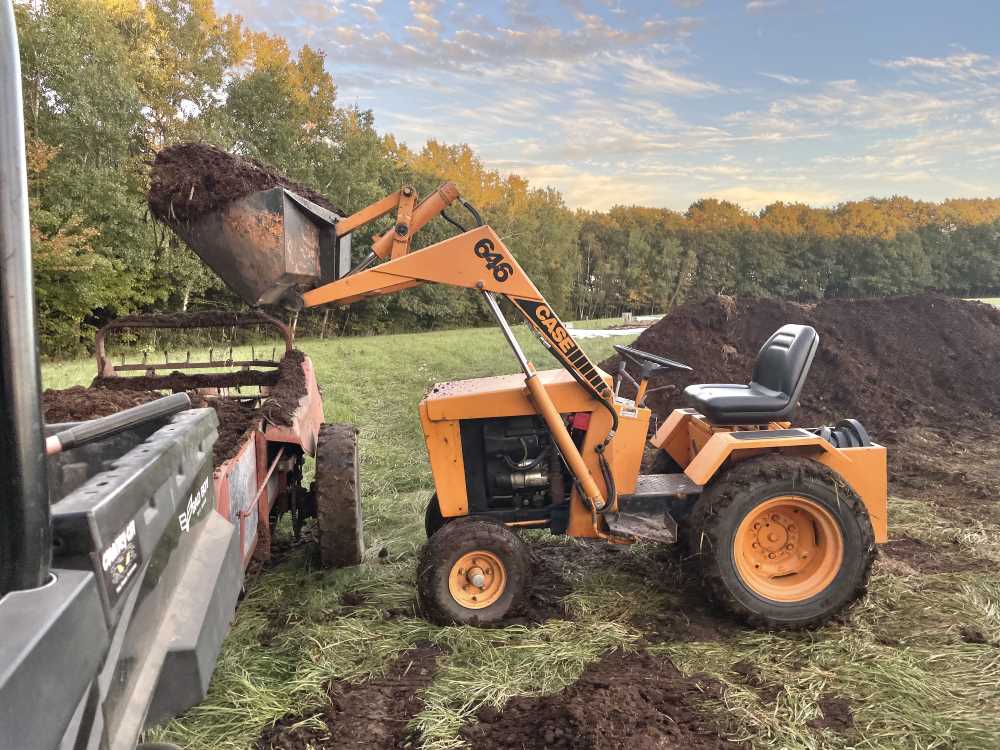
604,510 -> 677,544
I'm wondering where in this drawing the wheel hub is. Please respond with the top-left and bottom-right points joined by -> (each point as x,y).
449,551 -> 506,609
733,495 -> 844,603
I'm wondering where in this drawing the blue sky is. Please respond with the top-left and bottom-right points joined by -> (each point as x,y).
216,0 -> 1000,211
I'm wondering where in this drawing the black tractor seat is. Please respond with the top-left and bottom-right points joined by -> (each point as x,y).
684,324 -> 819,424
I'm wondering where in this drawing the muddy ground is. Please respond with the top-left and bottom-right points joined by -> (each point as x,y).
257,646 -> 441,750
461,651 -> 743,750
148,142 -> 343,225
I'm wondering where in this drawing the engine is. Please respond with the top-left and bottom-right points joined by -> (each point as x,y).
459,415 -> 565,515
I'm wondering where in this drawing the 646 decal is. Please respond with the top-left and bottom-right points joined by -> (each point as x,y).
474,238 -> 514,282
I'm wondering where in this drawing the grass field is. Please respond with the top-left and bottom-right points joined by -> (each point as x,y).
43,324 -> 1000,750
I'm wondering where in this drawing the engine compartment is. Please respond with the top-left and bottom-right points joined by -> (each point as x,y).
459,415 -> 570,519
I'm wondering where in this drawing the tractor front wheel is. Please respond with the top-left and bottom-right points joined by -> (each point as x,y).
313,423 -> 364,568
686,456 -> 876,629
417,517 -> 529,625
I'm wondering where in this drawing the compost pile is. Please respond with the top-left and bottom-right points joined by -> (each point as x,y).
601,294 -> 1000,440
42,350 -> 309,467
147,142 -> 342,225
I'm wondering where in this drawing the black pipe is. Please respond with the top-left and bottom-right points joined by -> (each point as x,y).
0,0 -> 52,595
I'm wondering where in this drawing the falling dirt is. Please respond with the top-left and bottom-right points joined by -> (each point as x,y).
256,645 -> 440,750
261,350 -> 308,427
602,294 -> 1000,441
460,650 -> 744,750
148,142 -> 343,225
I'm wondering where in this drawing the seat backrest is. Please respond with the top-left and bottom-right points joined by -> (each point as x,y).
751,324 -> 819,400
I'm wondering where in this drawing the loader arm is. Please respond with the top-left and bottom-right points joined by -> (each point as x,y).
302,211 -> 620,517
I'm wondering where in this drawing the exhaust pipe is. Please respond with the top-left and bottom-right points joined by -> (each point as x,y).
0,0 -> 52,594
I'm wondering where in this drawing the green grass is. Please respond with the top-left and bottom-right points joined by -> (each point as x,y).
971,297 -> 1000,307
42,324 -> 1000,750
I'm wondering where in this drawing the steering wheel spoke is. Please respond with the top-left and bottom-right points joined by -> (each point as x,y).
614,344 -> 691,373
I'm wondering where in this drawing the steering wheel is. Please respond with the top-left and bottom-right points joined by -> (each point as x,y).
613,344 -> 691,373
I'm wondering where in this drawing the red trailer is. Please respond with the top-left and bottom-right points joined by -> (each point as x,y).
93,310 -> 360,569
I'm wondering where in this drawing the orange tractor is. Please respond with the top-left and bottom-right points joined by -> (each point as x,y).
168,178 -> 887,629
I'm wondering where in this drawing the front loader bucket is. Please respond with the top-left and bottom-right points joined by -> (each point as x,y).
175,188 -> 352,306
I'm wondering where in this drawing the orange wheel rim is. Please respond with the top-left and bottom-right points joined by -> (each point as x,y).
733,495 -> 844,603
448,551 -> 506,609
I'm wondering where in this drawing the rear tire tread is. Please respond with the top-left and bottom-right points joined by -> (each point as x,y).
686,455 -> 876,630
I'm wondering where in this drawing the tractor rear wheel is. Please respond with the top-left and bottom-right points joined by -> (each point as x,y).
313,423 -> 364,567
417,517 -> 530,625
686,455 -> 876,629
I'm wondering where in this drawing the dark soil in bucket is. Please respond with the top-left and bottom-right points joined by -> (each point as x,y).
148,142 -> 343,225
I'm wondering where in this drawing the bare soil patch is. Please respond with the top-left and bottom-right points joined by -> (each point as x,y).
460,650 -> 744,750
256,645 -> 440,750
807,694 -> 855,733
881,536 -> 993,575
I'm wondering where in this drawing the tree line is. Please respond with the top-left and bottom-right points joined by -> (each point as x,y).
16,0 -> 1000,356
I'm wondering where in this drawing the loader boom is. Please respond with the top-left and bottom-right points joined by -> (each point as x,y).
301,191 -> 619,515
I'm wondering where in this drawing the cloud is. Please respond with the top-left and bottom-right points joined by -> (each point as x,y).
350,3 -> 379,22
746,0 -> 786,12
672,0 -> 704,7
614,54 -> 725,95
760,72 -> 810,85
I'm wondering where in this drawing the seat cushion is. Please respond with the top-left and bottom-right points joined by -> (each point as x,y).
684,382 -> 791,424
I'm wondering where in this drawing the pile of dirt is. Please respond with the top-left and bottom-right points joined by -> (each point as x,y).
257,645 -> 440,750
601,294 -> 1000,440
460,650 -> 743,750
42,386 -> 159,423
148,142 -> 342,225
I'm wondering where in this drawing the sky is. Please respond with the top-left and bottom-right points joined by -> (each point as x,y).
215,0 -> 1000,212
